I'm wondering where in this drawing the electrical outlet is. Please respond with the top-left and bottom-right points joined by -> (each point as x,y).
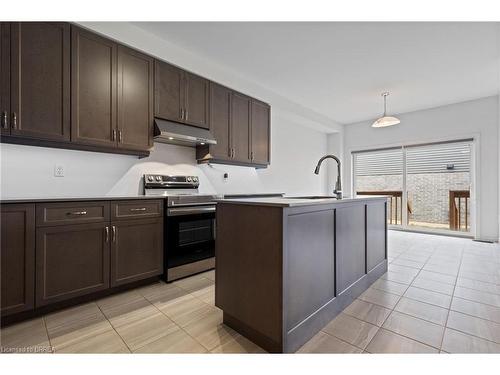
54,165 -> 65,177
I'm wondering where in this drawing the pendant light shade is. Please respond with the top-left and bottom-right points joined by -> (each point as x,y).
372,92 -> 400,128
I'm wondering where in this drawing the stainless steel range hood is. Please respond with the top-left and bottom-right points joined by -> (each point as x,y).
153,118 -> 217,147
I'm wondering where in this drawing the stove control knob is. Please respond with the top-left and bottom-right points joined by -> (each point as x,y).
155,176 -> 162,182
147,176 -> 154,182
193,177 -> 198,183
187,177 -> 192,182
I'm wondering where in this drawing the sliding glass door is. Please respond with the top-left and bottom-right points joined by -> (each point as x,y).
353,139 -> 473,234
353,148 -> 404,225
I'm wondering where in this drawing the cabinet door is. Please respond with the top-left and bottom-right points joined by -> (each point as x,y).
184,72 -> 209,129
36,223 -> 110,306
366,201 -> 387,272
10,22 -> 70,141
1,204 -> 35,317
154,60 -> 183,123
71,26 -> 117,147
110,218 -> 163,287
117,46 -> 154,151
0,23 -> 10,135
231,92 -> 251,163
208,82 -> 231,160
335,205 -> 366,295
251,100 -> 270,165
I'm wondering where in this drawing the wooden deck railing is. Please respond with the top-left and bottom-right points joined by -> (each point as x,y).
357,191 -> 403,225
449,190 -> 470,231
357,189 -> 470,231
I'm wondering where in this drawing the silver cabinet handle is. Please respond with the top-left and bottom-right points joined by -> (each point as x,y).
112,129 -> 116,141
67,211 -> 87,216
251,151 -> 254,161
185,109 -> 188,121
118,130 -> 123,143
1,111 -> 7,129
130,207 -> 146,212
105,226 -> 109,243
112,225 -> 116,243
12,112 -> 17,129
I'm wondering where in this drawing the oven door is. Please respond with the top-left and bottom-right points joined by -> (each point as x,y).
166,205 -> 216,269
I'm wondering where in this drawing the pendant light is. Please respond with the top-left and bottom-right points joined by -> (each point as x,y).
372,92 -> 400,128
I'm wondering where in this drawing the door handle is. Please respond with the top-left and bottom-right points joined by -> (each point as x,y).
112,225 -> 117,243
11,112 -> 17,129
1,111 -> 7,129
105,226 -> 109,243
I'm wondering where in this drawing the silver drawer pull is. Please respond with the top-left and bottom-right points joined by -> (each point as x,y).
130,207 -> 147,212
68,211 -> 87,216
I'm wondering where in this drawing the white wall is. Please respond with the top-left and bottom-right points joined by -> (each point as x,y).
0,22 -> 335,199
341,96 -> 499,241
0,111 -> 328,198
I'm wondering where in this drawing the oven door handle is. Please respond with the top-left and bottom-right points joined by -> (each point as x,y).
167,206 -> 216,216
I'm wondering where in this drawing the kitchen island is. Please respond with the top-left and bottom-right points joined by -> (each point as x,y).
215,196 -> 388,353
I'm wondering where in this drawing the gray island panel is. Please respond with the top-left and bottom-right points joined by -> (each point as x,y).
215,196 -> 388,353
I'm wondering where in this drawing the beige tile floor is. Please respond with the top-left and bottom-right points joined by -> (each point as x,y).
1,231 -> 500,354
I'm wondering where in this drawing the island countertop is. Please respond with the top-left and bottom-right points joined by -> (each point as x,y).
215,195 -> 387,207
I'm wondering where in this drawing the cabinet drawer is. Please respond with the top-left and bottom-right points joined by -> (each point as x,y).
36,201 -> 110,226
111,200 -> 163,220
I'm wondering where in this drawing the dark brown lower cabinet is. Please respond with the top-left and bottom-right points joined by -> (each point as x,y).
1,204 -> 35,317
36,222 -> 110,307
110,218 -> 163,287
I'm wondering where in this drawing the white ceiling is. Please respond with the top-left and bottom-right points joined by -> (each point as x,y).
134,22 -> 499,125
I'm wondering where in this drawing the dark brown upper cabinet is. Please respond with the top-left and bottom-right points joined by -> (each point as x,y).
9,22 -> 71,141
154,60 -> 184,123
154,60 -> 210,129
71,26 -> 117,148
117,45 -> 154,151
71,26 -> 153,153
231,92 -> 251,163
251,100 -> 271,165
1,22 -> 269,163
1,204 -> 35,317
197,82 -> 231,162
0,23 -> 10,135
197,85 -> 271,168
184,72 -> 210,129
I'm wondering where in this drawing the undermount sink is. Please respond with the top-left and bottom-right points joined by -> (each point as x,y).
287,196 -> 338,200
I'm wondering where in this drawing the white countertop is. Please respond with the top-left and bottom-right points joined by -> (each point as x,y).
215,195 -> 388,207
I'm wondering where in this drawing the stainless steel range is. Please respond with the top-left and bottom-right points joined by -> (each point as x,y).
144,174 -> 218,282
